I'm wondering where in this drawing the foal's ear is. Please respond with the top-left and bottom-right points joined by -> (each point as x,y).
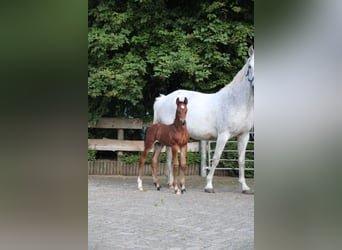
184,97 -> 188,105
176,97 -> 180,105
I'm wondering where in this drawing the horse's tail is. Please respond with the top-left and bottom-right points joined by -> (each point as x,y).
153,94 -> 165,124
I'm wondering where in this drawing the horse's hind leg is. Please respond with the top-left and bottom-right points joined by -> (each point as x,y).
179,145 -> 187,194
237,132 -> 251,193
151,142 -> 163,191
166,147 -> 174,188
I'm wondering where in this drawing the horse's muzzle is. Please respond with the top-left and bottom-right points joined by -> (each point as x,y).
180,120 -> 186,126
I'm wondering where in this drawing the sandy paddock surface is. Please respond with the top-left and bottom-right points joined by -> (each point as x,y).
88,175 -> 254,250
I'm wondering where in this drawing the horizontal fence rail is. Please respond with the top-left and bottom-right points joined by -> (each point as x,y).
88,117 -> 144,129
88,139 -> 200,152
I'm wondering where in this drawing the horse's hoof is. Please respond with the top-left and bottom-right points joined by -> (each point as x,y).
175,190 -> 181,195
157,186 -> 161,191
138,187 -> 144,192
181,189 -> 186,194
204,188 -> 215,193
242,189 -> 254,195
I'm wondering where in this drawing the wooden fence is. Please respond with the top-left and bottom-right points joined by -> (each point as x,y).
88,117 -> 201,176
88,160 -> 200,176
87,160 -> 235,176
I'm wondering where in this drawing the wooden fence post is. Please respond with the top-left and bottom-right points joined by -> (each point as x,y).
117,129 -> 124,161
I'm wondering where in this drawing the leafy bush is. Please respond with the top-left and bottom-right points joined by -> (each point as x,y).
119,151 -> 201,164
88,0 -> 254,121
88,149 -> 97,161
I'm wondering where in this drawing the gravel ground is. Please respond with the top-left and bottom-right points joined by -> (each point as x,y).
88,175 -> 254,250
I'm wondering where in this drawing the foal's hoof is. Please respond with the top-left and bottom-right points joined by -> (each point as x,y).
154,183 -> 161,191
204,188 -> 215,193
138,187 -> 144,192
181,188 -> 186,194
175,190 -> 181,195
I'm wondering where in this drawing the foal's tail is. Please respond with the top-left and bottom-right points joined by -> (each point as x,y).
142,127 -> 149,141
153,94 -> 165,124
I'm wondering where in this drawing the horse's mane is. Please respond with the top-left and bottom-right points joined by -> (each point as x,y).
225,62 -> 248,90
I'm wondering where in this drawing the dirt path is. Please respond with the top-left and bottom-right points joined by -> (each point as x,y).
88,175 -> 254,250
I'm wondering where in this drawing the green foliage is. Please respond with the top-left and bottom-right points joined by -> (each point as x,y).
120,151 -> 201,164
88,0 -> 254,121
119,153 -> 143,164
185,152 -> 201,164
88,149 -> 97,161
88,52 -> 146,103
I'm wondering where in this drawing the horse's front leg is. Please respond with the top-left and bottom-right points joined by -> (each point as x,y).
179,144 -> 187,194
205,132 -> 230,193
151,143 -> 163,191
237,132 -> 251,193
171,145 -> 181,195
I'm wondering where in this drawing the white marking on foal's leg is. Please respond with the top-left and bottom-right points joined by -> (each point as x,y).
137,177 -> 143,191
174,185 -> 181,195
181,185 -> 186,194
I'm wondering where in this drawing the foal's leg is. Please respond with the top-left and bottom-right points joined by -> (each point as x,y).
179,145 -> 187,194
138,141 -> 153,191
237,132 -> 251,193
171,146 -> 181,195
205,132 -> 230,193
151,142 -> 163,191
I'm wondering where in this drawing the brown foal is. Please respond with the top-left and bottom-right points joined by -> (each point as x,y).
137,97 -> 190,194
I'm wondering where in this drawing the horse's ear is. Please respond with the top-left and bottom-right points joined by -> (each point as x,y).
184,97 -> 188,105
176,97 -> 180,105
248,45 -> 254,57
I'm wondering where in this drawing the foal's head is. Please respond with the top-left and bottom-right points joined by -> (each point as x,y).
175,97 -> 188,126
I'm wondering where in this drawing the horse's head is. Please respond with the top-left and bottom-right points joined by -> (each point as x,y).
176,97 -> 188,126
246,46 -> 255,88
